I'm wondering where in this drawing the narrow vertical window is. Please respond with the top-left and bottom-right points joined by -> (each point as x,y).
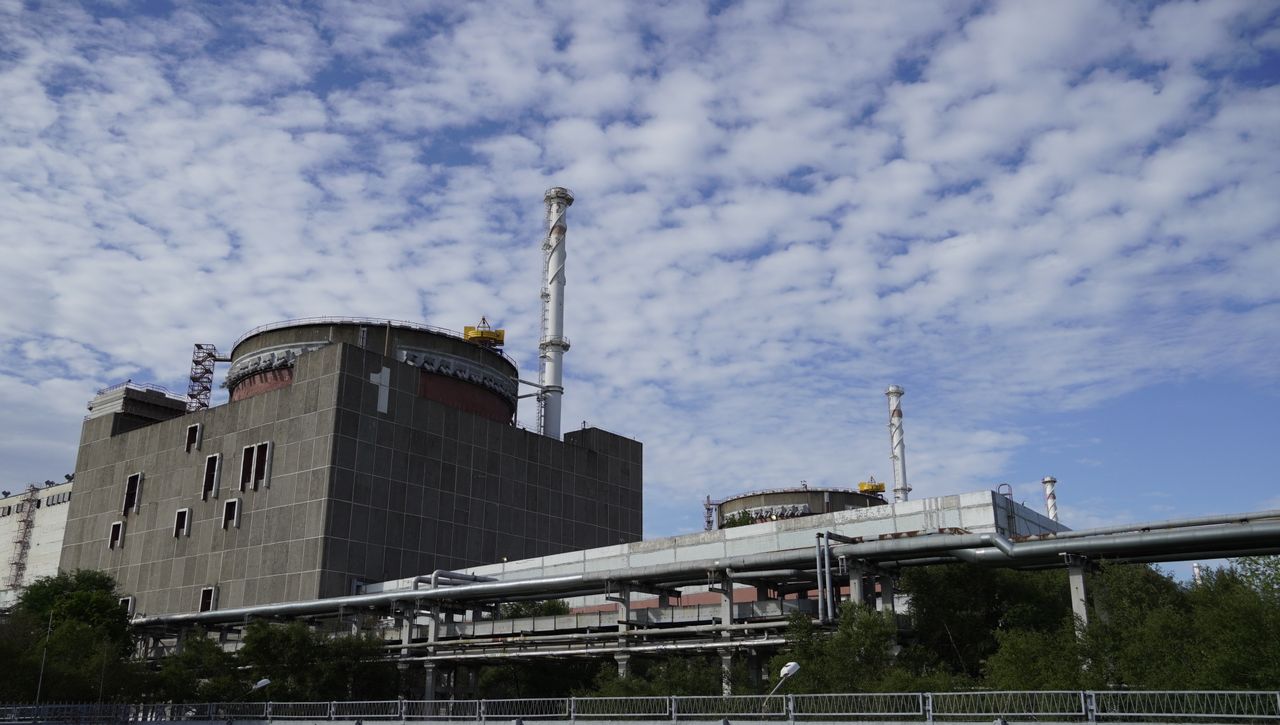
202,455 -> 221,500
253,442 -> 272,490
222,498 -> 241,529
173,508 -> 191,537
185,424 -> 202,453
240,447 -> 254,492
198,586 -> 218,612
122,472 -> 142,515
119,596 -> 135,616
108,521 -> 124,550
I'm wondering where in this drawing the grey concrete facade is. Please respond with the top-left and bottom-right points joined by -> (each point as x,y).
60,341 -> 642,616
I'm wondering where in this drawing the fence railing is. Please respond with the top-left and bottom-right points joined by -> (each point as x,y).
2,691 -> 1278,723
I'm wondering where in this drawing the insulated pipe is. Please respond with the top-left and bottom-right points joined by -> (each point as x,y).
886,385 -> 910,502
946,521 -> 1280,566
413,570 -> 498,590
132,575 -> 590,627
823,532 -> 836,618
1048,508 -> 1280,540
407,637 -> 792,662
537,187 -> 573,440
409,620 -> 791,651
133,520 -> 1280,628
814,537 -> 826,623
1042,476 -> 1059,522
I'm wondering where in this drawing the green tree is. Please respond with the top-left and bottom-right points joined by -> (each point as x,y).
236,621 -> 399,701
1233,556 -> 1280,601
769,603 -> 905,693
584,655 -> 727,696
151,630 -> 243,702
496,599 -> 571,618
897,564 -> 1070,680
984,621 -> 1085,689
0,570 -> 138,703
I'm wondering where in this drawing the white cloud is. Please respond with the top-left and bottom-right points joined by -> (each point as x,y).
0,0 -> 1276,540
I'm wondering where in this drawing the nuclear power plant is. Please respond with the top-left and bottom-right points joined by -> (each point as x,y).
5,187 -> 1280,702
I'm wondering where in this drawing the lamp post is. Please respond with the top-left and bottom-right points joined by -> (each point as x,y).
762,662 -> 800,712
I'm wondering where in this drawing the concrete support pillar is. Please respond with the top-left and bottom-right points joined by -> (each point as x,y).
423,663 -> 437,701
398,604 -> 413,658
846,559 -> 867,608
615,652 -> 632,679
849,567 -> 866,608
427,606 -> 440,644
720,650 -> 734,696
877,573 -> 895,615
1066,555 -> 1090,629
611,586 -> 631,633
719,573 -> 734,631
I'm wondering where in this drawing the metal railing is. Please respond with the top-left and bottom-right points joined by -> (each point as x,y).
2,691 -> 1279,723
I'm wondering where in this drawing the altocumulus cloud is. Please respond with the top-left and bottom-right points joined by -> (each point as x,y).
0,1 -> 1277,534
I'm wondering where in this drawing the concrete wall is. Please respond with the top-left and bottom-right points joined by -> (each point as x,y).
61,346 -> 344,615
0,481 -> 75,608
317,345 -> 642,598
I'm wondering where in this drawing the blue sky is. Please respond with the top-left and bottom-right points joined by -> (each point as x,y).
1,1 -> 1277,551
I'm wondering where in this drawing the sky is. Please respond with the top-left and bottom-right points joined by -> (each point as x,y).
1,1 -> 1278,551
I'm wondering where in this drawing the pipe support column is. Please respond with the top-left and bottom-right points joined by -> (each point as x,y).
1066,554 -> 1090,629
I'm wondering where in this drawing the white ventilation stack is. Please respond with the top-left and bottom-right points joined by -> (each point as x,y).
537,187 -> 574,440
1042,476 -> 1059,522
886,385 -> 911,502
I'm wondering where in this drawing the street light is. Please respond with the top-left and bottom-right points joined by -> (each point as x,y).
762,662 -> 800,711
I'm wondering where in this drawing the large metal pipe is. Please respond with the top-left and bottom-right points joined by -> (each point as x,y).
133,520 -> 1280,628
1048,508 -> 1280,540
823,532 -> 836,619
946,521 -> 1280,566
413,570 -> 497,590
537,187 -> 573,440
886,385 -> 910,502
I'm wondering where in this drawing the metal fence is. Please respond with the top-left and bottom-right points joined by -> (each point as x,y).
3,691 -> 1279,723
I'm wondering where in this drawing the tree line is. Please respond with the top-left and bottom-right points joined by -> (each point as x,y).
1,558 -> 1276,703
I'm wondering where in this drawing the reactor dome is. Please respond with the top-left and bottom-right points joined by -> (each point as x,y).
225,317 -> 519,423
712,484 -> 887,529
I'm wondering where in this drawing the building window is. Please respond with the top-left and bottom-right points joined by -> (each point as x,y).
185,424 -> 202,453
108,521 -> 124,550
222,498 -> 241,529
122,472 -> 143,515
174,508 -> 192,537
202,455 -> 221,501
43,492 -> 71,506
119,596 -> 135,617
240,442 -> 273,491
0,505 -> 10,517
198,586 -> 218,612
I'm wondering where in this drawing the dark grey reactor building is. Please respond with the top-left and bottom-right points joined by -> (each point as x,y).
58,319 -> 643,616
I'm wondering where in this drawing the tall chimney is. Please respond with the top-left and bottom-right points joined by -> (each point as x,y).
538,187 -> 574,439
1042,476 -> 1059,522
886,385 -> 910,502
